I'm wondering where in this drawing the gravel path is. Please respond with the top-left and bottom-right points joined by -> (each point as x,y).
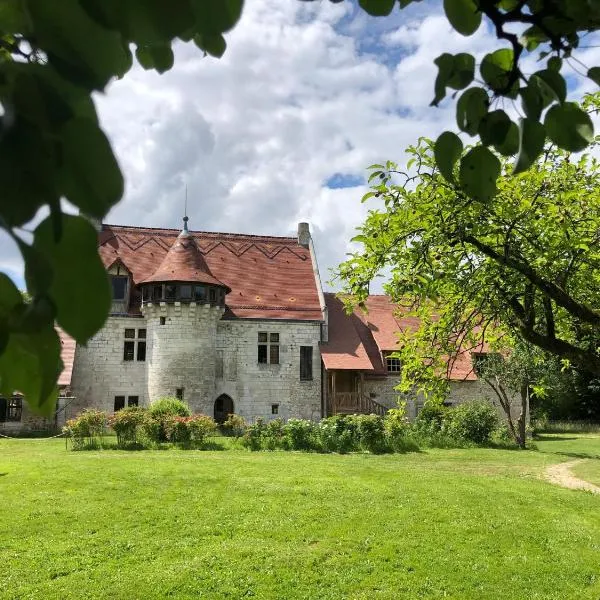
545,459 -> 600,495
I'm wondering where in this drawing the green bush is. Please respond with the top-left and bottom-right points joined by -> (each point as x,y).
283,419 -> 317,451
414,401 -> 449,433
241,418 -> 265,451
221,413 -> 247,438
262,419 -> 285,451
146,397 -> 191,442
187,415 -> 218,446
355,414 -> 389,454
384,406 -> 419,453
109,406 -> 146,446
164,415 -> 192,446
446,400 -> 500,445
63,409 -> 107,450
318,415 -> 359,454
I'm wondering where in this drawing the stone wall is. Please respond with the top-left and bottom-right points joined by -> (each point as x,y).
70,315 -> 148,416
142,302 -> 224,414
215,319 -> 322,422
68,309 -> 323,422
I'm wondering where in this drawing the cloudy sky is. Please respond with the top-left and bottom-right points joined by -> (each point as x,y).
2,0 -> 597,291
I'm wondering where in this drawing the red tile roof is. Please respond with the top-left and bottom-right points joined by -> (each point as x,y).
58,328 -> 75,387
320,293 -> 481,381
141,229 -> 230,290
99,224 -> 323,321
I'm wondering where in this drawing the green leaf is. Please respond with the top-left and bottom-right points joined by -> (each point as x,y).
433,54 -> 474,105
494,122 -> 519,156
478,110 -> 511,146
0,119 -> 59,227
456,87 -> 489,136
149,44 -> 174,73
459,146 -> 501,201
135,45 -> 155,70
0,273 -> 23,316
587,67 -> 600,86
358,0 -> 396,15
532,69 -> 566,103
545,103 -> 594,152
31,215 -> 111,342
513,118 -> 545,174
480,48 -> 516,95
191,0 -> 244,35
27,0 -> 132,90
547,56 -> 562,72
194,33 -> 227,58
59,118 -> 124,218
434,131 -> 463,183
443,0 -> 481,36
0,327 -> 61,416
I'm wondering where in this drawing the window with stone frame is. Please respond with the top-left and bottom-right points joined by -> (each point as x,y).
300,346 -> 313,381
2,396 -> 23,422
384,352 -> 401,373
123,328 -> 146,362
128,395 -> 139,407
258,332 -> 279,364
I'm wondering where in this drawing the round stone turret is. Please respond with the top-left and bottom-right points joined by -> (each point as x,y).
140,219 -> 229,413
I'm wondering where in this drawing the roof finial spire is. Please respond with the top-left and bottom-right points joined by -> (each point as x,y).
183,184 -> 189,233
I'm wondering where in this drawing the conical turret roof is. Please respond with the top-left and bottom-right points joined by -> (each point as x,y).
140,218 -> 230,291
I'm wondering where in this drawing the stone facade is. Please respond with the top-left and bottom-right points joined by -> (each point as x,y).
65,309 -> 322,423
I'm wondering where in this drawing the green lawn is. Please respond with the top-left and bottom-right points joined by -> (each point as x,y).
1,436 -> 600,599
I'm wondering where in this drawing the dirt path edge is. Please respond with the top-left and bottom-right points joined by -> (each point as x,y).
544,459 -> 600,494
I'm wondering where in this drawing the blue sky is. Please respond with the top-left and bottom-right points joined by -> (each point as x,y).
1,0 -> 599,293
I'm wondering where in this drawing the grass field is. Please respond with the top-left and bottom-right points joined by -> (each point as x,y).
1,435 -> 600,599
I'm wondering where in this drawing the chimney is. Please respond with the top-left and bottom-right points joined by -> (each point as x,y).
297,222 -> 310,248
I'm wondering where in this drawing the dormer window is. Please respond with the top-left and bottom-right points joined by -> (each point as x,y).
111,275 -> 128,301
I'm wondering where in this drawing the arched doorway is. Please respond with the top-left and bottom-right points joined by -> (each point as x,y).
214,394 -> 234,424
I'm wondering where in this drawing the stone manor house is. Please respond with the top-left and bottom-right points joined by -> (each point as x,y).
1,220 -> 502,433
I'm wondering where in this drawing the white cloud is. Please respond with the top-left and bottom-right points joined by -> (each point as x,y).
0,0 -> 509,293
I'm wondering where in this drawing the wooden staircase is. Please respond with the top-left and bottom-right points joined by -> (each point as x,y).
328,392 -> 388,417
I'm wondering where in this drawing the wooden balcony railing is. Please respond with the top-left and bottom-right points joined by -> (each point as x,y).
328,392 -> 387,417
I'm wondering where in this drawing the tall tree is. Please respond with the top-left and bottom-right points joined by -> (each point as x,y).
337,95 -> 600,398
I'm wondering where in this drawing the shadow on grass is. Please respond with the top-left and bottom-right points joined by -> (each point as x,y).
555,451 -> 600,460
534,435 -> 580,442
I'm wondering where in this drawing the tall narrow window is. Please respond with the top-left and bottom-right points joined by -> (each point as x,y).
176,388 -> 184,400
124,329 -> 146,361
300,346 -> 313,381
258,332 -> 279,365
114,396 -> 125,411
137,329 -> 146,362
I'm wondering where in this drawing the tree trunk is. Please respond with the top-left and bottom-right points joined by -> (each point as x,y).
515,383 -> 529,449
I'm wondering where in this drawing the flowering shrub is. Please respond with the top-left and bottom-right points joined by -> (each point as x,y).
221,413 -> 247,438
109,406 -> 146,446
63,409 -> 107,450
146,397 -> 192,442
187,415 -> 218,445
318,415 -> 359,454
354,414 -> 389,454
283,419 -> 317,451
